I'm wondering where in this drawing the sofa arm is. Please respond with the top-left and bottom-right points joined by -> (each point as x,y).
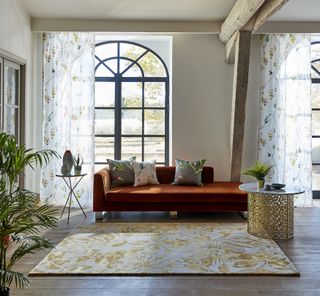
93,167 -> 111,211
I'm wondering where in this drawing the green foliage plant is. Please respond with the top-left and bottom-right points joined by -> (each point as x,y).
241,161 -> 273,180
0,132 -> 59,293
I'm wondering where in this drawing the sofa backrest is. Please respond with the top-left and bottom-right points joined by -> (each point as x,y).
156,166 -> 214,184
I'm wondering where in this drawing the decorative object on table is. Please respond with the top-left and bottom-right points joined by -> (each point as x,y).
241,161 -> 273,188
30,222 -> 299,276
132,160 -> 159,187
56,173 -> 87,223
73,154 -> 83,175
107,157 -> 136,187
265,184 -> 272,191
62,150 -> 73,175
0,132 -> 58,295
239,183 -> 305,240
172,158 -> 206,186
271,183 -> 286,189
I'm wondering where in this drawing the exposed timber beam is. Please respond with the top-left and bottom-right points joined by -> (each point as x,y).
230,31 -> 252,182
222,0 -> 289,64
219,0 -> 265,43
253,0 -> 289,31
225,32 -> 238,64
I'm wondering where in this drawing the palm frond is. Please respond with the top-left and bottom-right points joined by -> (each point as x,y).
0,270 -> 30,289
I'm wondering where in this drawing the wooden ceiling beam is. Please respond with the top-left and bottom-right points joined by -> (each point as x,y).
219,0 -> 265,44
253,0 -> 290,31
222,0 -> 289,64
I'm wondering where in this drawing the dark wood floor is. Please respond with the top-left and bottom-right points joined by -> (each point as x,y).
10,207 -> 320,296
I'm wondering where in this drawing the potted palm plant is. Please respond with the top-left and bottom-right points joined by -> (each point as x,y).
241,161 -> 273,188
0,132 -> 59,295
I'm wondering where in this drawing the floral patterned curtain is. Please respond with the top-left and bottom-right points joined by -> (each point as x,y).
40,33 -> 95,208
258,34 -> 312,207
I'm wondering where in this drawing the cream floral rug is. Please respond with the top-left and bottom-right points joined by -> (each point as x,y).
30,223 -> 298,275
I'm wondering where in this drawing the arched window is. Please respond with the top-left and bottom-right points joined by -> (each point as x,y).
94,41 -> 169,169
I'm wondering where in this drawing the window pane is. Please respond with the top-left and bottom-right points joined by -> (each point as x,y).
95,43 -> 118,60
144,137 -> 165,163
312,138 -> 320,163
138,52 -> 166,77
312,84 -> 320,108
313,111 -> 320,135
95,82 -> 115,107
121,137 -> 142,161
95,137 -> 114,162
122,110 -> 142,134
122,82 -> 142,107
95,164 -> 109,173
95,63 -> 114,77
312,62 -> 320,78
311,42 -> 320,61
4,107 -> 17,137
144,110 -> 165,135
119,59 -> 132,74
122,63 -> 142,77
120,43 -> 146,61
4,65 -> 19,105
95,109 -> 114,135
145,82 -> 165,107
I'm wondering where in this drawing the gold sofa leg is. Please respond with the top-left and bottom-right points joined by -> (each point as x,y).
170,211 -> 178,219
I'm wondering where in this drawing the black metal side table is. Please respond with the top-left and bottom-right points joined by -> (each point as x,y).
56,173 -> 87,223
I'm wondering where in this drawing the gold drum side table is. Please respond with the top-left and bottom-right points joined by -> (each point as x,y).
239,183 -> 305,240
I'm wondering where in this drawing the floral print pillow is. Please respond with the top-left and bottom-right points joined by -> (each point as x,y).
132,160 -> 160,187
172,158 -> 206,186
107,157 -> 136,188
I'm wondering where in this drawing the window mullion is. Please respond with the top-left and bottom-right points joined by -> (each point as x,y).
115,77 -> 122,160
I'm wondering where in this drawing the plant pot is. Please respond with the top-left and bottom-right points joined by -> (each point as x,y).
258,179 -> 265,189
3,234 -> 10,246
0,287 -> 10,296
74,167 -> 82,175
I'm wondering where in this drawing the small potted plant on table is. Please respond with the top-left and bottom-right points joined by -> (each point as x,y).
241,161 -> 273,188
0,132 -> 59,295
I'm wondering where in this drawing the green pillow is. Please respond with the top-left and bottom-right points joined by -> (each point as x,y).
172,158 -> 206,186
107,157 -> 136,188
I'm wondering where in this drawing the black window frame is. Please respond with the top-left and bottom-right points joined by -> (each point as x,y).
94,40 -> 170,167
311,41 -> 320,198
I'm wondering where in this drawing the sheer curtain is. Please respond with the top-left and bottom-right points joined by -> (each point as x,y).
40,32 -> 95,208
258,34 -> 312,206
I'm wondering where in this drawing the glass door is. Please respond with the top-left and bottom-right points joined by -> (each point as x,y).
3,60 -> 20,141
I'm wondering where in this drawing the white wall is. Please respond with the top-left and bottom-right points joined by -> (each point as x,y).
172,34 -> 259,181
0,0 -> 36,191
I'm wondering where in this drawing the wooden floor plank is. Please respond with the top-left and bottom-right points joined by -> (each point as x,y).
8,207 -> 320,295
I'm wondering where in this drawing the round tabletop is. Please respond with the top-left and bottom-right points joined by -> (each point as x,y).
56,173 -> 87,178
239,182 -> 305,195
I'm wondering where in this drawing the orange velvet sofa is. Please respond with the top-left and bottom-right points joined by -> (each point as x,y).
93,166 -> 247,219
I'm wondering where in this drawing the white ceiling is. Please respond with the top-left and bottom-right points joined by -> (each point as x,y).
270,0 -> 320,21
19,0 -> 320,22
19,0 -> 236,21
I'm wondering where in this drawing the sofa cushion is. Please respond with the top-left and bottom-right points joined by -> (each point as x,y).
132,160 -> 159,187
106,182 -> 247,203
156,166 -> 214,184
172,158 -> 206,186
107,158 -> 136,187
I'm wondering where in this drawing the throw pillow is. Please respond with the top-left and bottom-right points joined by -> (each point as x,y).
107,157 -> 136,188
132,160 -> 160,187
172,158 -> 206,186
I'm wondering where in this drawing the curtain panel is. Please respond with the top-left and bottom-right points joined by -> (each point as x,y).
40,32 -> 95,207
258,34 -> 312,207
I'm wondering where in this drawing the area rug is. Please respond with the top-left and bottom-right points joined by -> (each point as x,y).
29,222 -> 299,275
